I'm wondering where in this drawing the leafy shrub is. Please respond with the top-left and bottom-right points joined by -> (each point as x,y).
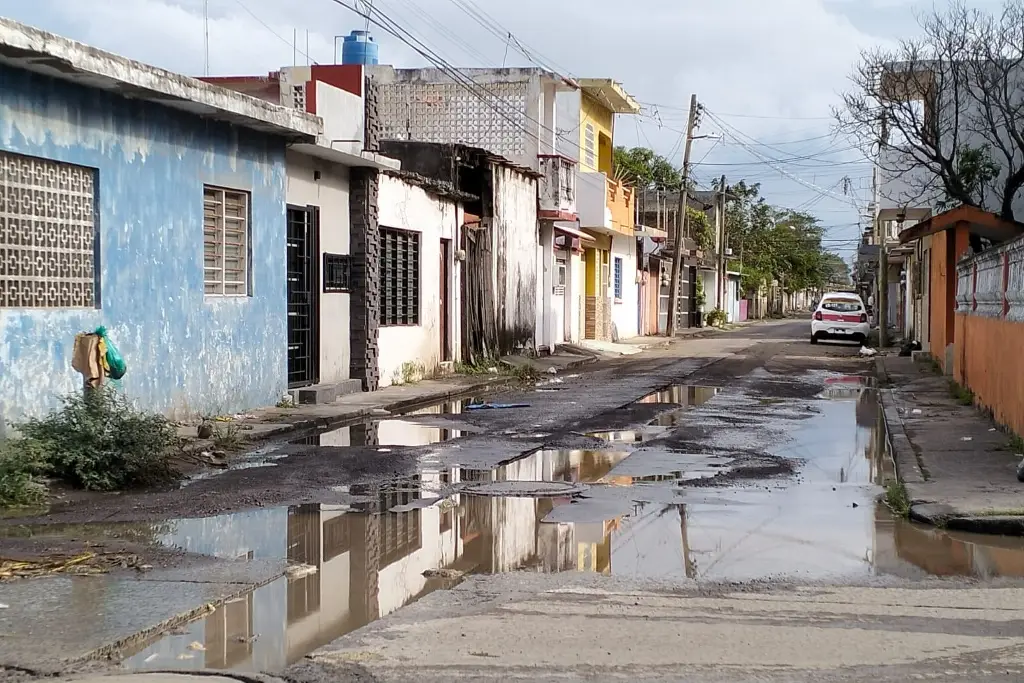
0,438 -> 48,506
17,388 -> 179,491
705,308 -> 728,327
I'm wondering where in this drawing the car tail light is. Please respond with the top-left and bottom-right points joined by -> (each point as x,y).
860,313 -> 868,323
814,311 -> 823,321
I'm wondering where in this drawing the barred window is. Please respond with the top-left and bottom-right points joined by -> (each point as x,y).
204,186 -> 251,296
0,151 -> 97,308
379,226 -> 420,326
613,256 -> 623,300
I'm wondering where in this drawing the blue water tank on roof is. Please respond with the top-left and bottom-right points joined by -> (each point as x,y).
341,30 -> 379,65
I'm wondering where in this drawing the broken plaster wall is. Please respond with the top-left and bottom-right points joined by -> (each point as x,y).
490,164 -> 539,354
0,65 -> 289,427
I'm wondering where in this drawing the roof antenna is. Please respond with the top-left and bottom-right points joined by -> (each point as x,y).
203,0 -> 210,76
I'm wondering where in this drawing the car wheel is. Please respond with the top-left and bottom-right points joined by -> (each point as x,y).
810,334 -> 819,345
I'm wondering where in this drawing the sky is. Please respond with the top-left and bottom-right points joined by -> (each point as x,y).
0,0 -> 1006,261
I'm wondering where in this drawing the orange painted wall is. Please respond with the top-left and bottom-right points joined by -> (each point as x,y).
954,312 -> 1024,438
929,226 -> 973,372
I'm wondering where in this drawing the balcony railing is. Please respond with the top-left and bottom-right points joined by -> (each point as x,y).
538,154 -> 577,220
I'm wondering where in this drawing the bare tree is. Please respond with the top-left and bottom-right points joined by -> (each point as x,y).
836,1 -> 1024,221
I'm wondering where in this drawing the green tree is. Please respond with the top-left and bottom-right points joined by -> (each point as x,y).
612,146 -> 684,191
721,181 -> 840,295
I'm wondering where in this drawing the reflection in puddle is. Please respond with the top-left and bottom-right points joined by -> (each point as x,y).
299,419 -> 462,447
637,385 -> 720,405
88,373 -> 1024,672
405,398 -> 477,416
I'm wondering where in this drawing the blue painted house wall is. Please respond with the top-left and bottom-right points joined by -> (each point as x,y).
0,65 -> 290,425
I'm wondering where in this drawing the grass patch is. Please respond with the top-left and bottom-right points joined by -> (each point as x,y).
885,481 -> 912,517
16,387 -> 179,493
948,380 -> 975,406
0,438 -> 48,507
1008,433 -> 1024,455
974,508 -> 1024,517
212,422 -> 247,452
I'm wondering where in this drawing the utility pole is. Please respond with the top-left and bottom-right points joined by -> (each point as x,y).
666,93 -> 699,337
716,175 -> 726,312
873,163 -> 888,348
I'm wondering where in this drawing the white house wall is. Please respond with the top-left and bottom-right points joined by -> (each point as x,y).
610,234 -> 639,339
285,150 -> 351,385
377,174 -> 461,387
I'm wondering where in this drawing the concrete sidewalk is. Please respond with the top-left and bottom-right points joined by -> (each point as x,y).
878,355 -> 1024,534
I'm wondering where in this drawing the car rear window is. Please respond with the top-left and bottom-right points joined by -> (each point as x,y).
821,299 -> 862,312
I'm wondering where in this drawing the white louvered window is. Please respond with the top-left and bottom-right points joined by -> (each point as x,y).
584,123 -> 596,169
203,186 -> 251,296
0,151 -> 97,308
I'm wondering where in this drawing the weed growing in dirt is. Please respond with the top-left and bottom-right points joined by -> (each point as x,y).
949,381 -> 975,406
212,422 -> 247,452
885,481 -> 912,517
17,388 -> 179,492
0,438 -> 48,506
1009,433 -> 1024,455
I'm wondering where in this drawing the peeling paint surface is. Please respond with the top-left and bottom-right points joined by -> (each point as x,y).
491,166 -> 539,352
0,66 -> 289,425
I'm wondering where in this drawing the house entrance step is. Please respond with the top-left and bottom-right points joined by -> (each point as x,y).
294,378 -> 363,405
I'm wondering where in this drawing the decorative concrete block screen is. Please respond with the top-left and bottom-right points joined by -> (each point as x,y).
955,236 -> 1024,321
0,151 -> 97,308
376,80 -> 529,161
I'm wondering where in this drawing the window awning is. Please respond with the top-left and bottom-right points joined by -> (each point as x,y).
554,222 -> 596,242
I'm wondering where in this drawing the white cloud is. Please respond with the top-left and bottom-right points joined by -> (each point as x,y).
0,0 -> 983,255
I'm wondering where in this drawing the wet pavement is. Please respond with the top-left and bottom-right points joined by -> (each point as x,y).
17,372 -> 1020,672
8,322 -> 1024,677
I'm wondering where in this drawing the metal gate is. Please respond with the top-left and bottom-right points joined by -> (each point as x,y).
287,205 -> 320,388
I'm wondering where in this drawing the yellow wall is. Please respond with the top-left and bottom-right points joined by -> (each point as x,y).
579,94 -> 615,174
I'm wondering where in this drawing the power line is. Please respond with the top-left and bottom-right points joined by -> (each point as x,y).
323,0 -> 575,152
230,0 -> 318,64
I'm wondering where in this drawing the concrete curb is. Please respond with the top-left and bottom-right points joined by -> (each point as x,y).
875,356 -> 1024,536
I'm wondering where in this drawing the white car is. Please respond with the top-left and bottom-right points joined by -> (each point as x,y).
810,293 -> 870,344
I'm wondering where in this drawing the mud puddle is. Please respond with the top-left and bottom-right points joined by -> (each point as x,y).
586,385 -> 721,443
295,419 -> 464,447
637,384 -> 720,405
28,373 -> 1024,673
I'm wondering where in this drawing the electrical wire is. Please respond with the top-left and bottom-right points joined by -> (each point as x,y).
322,0 -> 576,151
230,0 -> 318,64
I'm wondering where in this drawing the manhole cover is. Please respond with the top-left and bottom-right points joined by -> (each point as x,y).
456,481 -> 589,498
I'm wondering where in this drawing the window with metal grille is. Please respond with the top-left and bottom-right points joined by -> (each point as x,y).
379,226 -> 420,326
323,253 -> 351,293
203,186 -> 251,296
0,151 -> 98,308
584,123 -> 596,169
554,256 -> 567,295
613,257 -> 623,300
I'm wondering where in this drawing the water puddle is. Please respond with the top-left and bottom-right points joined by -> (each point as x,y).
296,419 -> 463,447
22,372 -> 1024,673
637,384 -> 720,405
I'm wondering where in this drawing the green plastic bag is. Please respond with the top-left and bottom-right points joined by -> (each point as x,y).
95,326 -> 127,380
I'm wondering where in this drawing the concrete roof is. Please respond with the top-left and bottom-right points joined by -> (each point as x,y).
0,17 -> 321,141
578,78 -> 641,114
